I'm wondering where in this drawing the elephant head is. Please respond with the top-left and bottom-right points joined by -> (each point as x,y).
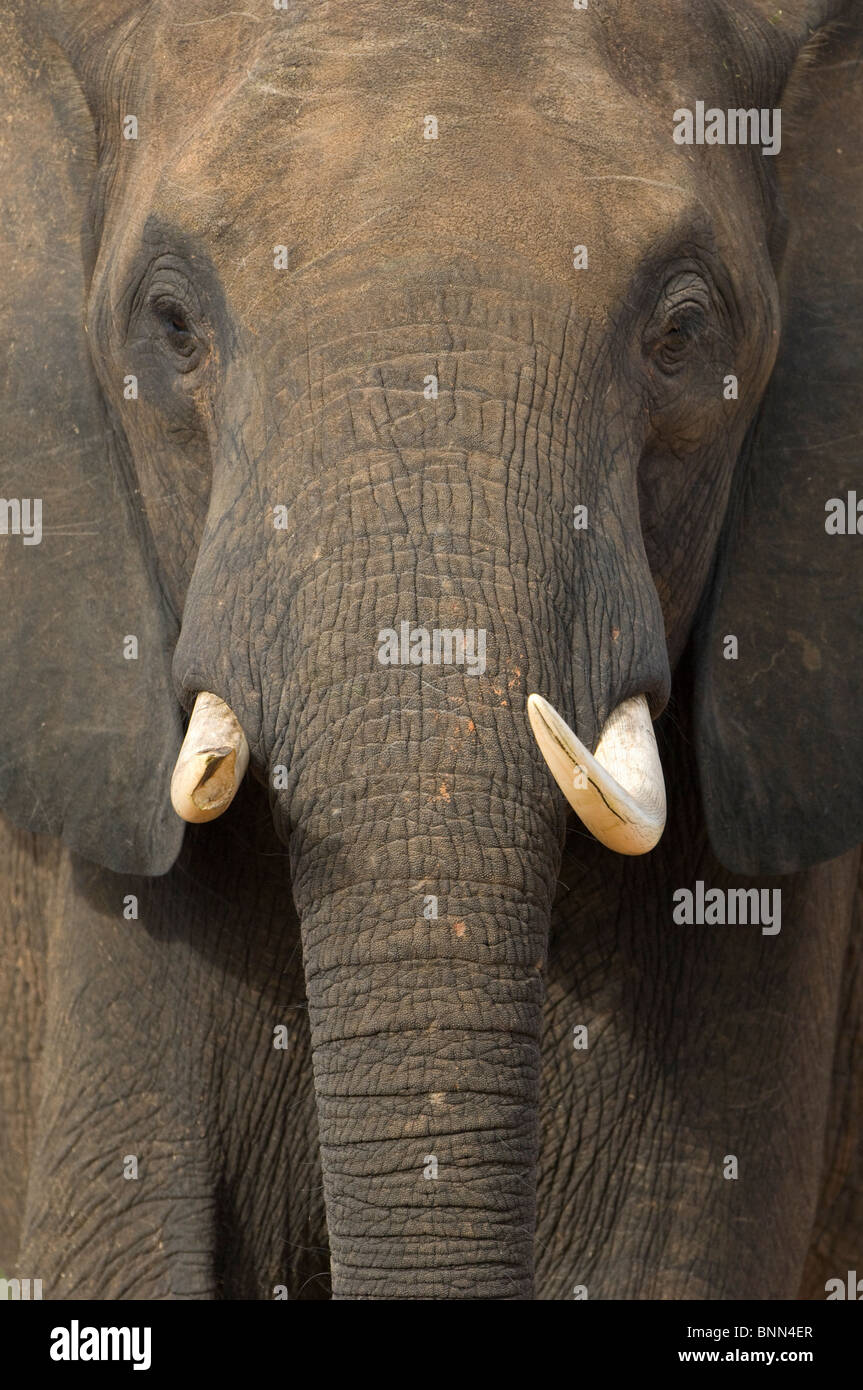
1,0 -> 861,1298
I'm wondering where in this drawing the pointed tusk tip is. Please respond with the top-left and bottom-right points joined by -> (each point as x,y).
527,689 -> 666,857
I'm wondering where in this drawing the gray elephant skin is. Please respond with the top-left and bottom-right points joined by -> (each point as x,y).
0,0 -> 862,1301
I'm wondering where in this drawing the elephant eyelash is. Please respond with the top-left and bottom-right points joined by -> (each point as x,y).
149,295 -> 204,366
645,293 -> 712,374
657,303 -> 707,351
151,296 -> 193,339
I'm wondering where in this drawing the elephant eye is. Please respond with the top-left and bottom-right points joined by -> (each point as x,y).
652,304 -> 707,371
150,295 -> 201,363
645,274 -> 712,375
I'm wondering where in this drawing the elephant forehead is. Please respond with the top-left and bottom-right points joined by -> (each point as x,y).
129,3 -> 714,306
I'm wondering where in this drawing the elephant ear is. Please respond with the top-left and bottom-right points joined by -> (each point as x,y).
0,11 -> 184,874
695,11 -> 863,875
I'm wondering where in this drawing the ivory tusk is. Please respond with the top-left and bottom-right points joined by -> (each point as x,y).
170,691 -> 249,823
527,692 -> 666,855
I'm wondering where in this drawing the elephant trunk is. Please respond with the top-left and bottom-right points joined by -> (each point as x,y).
286,747 -> 560,1300
252,540 -> 568,1299
168,270 -> 671,1296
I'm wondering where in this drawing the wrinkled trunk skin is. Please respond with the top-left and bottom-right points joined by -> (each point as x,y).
175,264 -> 663,1298
278,533 -> 568,1298
259,279 -> 571,1298
293,788 -> 553,1297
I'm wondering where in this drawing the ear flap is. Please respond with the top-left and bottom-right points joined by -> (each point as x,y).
0,14 -> 184,874
695,13 -> 863,875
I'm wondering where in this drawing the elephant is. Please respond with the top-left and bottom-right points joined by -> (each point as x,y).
1,0 -> 861,1301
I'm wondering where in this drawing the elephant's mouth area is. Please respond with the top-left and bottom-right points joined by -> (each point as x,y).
170,684 -> 667,857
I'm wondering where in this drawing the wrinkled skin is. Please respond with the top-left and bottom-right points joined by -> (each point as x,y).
1,0 -> 861,1299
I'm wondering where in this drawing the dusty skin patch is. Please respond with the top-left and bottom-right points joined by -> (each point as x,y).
789,629 -> 822,672
447,716 -> 476,754
490,656 -> 525,706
